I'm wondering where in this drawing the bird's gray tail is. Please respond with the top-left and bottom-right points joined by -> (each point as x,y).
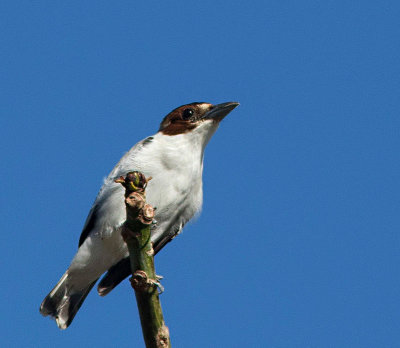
39,272 -> 97,330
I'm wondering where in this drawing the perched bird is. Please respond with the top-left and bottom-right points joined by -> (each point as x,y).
40,101 -> 239,329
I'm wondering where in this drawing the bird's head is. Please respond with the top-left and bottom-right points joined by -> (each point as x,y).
159,102 -> 239,137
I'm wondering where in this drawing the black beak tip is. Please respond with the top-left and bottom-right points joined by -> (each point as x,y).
216,101 -> 239,120
221,101 -> 240,109
205,101 -> 240,121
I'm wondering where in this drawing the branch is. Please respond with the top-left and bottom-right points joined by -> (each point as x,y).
116,172 -> 171,348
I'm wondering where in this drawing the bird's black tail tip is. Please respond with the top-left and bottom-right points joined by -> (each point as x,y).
40,272 -> 97,330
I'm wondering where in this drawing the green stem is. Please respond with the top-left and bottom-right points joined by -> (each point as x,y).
119,172 -> 171,348
125,222 -> 170,348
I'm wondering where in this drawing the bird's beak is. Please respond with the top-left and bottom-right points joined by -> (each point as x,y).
203,102 -> 240,122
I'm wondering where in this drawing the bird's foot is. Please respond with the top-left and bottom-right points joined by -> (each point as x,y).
153,274 -> 164,294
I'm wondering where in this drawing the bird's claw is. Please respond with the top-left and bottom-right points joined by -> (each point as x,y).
153,274 -> 164,294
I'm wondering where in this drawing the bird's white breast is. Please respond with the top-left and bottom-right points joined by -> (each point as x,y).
94,123 -> 217,245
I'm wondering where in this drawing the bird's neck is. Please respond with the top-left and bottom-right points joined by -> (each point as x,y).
155,121 -> 218,166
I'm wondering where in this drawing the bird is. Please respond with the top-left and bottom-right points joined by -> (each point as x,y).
40,101 -> 239,329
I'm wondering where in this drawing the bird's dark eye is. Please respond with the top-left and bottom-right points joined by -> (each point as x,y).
182,108 -> 194,120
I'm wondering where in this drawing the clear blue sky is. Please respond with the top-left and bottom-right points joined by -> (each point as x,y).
1,1 -> 399,347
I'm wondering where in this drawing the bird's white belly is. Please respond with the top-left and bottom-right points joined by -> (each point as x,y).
68,166 -> 202,290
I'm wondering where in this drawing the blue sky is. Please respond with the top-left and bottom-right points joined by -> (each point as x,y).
1,1 -> 399,347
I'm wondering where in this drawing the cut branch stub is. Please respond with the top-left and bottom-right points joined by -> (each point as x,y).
126,192 -> 146,212
130,270 -> 153,292
140,204 -> 155,224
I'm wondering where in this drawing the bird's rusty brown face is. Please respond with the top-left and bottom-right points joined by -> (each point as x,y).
159,102 -> 239,136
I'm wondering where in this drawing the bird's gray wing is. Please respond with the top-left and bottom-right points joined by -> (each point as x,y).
97,257 -> 130,296
78,204 -> 99,247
